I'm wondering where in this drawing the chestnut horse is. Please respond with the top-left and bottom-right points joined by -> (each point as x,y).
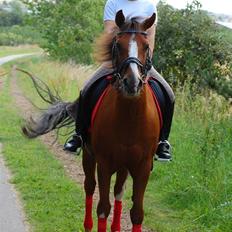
22,10 -> 160,232
82,11 -> 159,232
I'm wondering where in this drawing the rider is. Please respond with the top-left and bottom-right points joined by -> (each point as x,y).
64,0 -> 175,162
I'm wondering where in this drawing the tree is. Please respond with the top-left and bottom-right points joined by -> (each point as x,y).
23,0 -> 105,64
0,0 -> 26,26
154,1 -> 232,98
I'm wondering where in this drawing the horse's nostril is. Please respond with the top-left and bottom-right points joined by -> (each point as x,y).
123,78 -> 129,86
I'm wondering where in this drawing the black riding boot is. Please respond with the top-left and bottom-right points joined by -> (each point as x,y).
63,133 -> 82,154
63,97 -> 83,155
155,100 -> 175,162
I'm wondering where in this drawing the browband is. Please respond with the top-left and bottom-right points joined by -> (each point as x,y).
117,30 -> 147,36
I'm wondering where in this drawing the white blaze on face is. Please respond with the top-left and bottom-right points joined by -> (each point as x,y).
128,34 -> 140,79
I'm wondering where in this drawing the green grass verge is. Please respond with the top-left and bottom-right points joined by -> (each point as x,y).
0,71 -> 86,231
6,56 -> 232,232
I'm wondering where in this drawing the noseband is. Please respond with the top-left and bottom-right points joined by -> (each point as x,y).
112,30 -> 152,82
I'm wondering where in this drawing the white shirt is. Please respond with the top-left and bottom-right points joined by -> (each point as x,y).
104,0 -> 157,23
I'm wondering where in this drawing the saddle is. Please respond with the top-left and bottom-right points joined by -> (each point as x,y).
77,75 -> 166,142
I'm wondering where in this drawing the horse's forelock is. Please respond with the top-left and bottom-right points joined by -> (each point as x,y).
94,18 -> 143,64
120,18 -> 141,31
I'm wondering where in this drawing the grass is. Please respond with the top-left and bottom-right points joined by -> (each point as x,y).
3,56 -> 232,232
0,45 -> 42,58
0,66 -> 86,231
218,25 -> 232,44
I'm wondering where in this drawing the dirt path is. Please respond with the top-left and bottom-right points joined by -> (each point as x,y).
10,65 -> 154,231
0,54 -> 39,65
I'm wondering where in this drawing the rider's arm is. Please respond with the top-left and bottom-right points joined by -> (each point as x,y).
104,20 -> 156,54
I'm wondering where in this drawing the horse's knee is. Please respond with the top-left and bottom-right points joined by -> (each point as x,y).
130,206 -> 144,225
114,169 -> 128,200
84,178 -> 96,196
97,200 -> 111,218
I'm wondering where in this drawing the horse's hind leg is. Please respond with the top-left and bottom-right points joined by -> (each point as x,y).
111,168 -> 128,232
130,161 -> 151,232
83,149 -> 96,232
97,164 -> 112,232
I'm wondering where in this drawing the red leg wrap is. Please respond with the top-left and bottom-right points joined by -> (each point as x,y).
111,200 -> 122,231
98,218 -> 107,232
84,195 -> 93,230
132,224 -> 142,232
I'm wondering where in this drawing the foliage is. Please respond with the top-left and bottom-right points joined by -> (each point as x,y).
22,0 -> 105,64
0,1 -> 43,46
0,25 -> 44,46
154,1 -> 232,98
0,0 -> 26,26
22,0 -> 232,98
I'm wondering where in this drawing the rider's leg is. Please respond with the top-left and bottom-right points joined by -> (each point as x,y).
64,64 -> 113,153
148,67 -> 175,162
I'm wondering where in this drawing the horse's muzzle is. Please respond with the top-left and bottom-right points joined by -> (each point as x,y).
122,77 -> 143,96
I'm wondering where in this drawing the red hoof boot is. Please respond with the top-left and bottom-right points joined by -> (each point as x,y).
132,224 -> 142,232
84,196 -> 93,230
98,218 -> 107,232
111,200 -> 122,231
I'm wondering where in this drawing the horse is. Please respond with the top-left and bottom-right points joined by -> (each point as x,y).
22,10 -> 160,232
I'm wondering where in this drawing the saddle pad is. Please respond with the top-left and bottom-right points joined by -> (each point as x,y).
79,76 -> 165,139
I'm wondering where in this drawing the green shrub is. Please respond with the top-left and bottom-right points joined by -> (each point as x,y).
0,0 -> 25,26
0,25 -> 44,46
155,1 -> 232,98
23,0 -> 105,64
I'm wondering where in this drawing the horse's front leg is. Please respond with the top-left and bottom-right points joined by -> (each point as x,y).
111,168 -> 128,232
130,160 -> 152,232
83,149 -> 96,232
97,164 -> 112,232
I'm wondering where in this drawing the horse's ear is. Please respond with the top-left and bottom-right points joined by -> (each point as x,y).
115,10 -> 125,28
142,13 -> 156,31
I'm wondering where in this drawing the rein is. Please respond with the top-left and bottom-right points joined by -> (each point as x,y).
112,30 -> 152,82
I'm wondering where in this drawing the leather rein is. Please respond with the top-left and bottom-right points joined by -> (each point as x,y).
112,30 -> 152,82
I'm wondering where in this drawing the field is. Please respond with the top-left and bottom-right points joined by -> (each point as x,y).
0,45 -> 42,58
1,54 -> 231,232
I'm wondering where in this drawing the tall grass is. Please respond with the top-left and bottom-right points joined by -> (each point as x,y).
13,57 -> 232,232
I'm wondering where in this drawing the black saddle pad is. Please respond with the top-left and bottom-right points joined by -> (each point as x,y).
78,76 -> 166,141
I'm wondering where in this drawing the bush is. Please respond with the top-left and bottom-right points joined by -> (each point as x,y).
0,1 -> 25,26
23,0 -> 105,64
0,25 -> 44,46
154,1 -> 232,98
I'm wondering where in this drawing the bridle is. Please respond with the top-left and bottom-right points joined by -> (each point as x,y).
112,29 -> 153,83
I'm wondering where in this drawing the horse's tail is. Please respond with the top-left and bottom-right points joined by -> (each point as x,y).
16,68 -> 77,139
